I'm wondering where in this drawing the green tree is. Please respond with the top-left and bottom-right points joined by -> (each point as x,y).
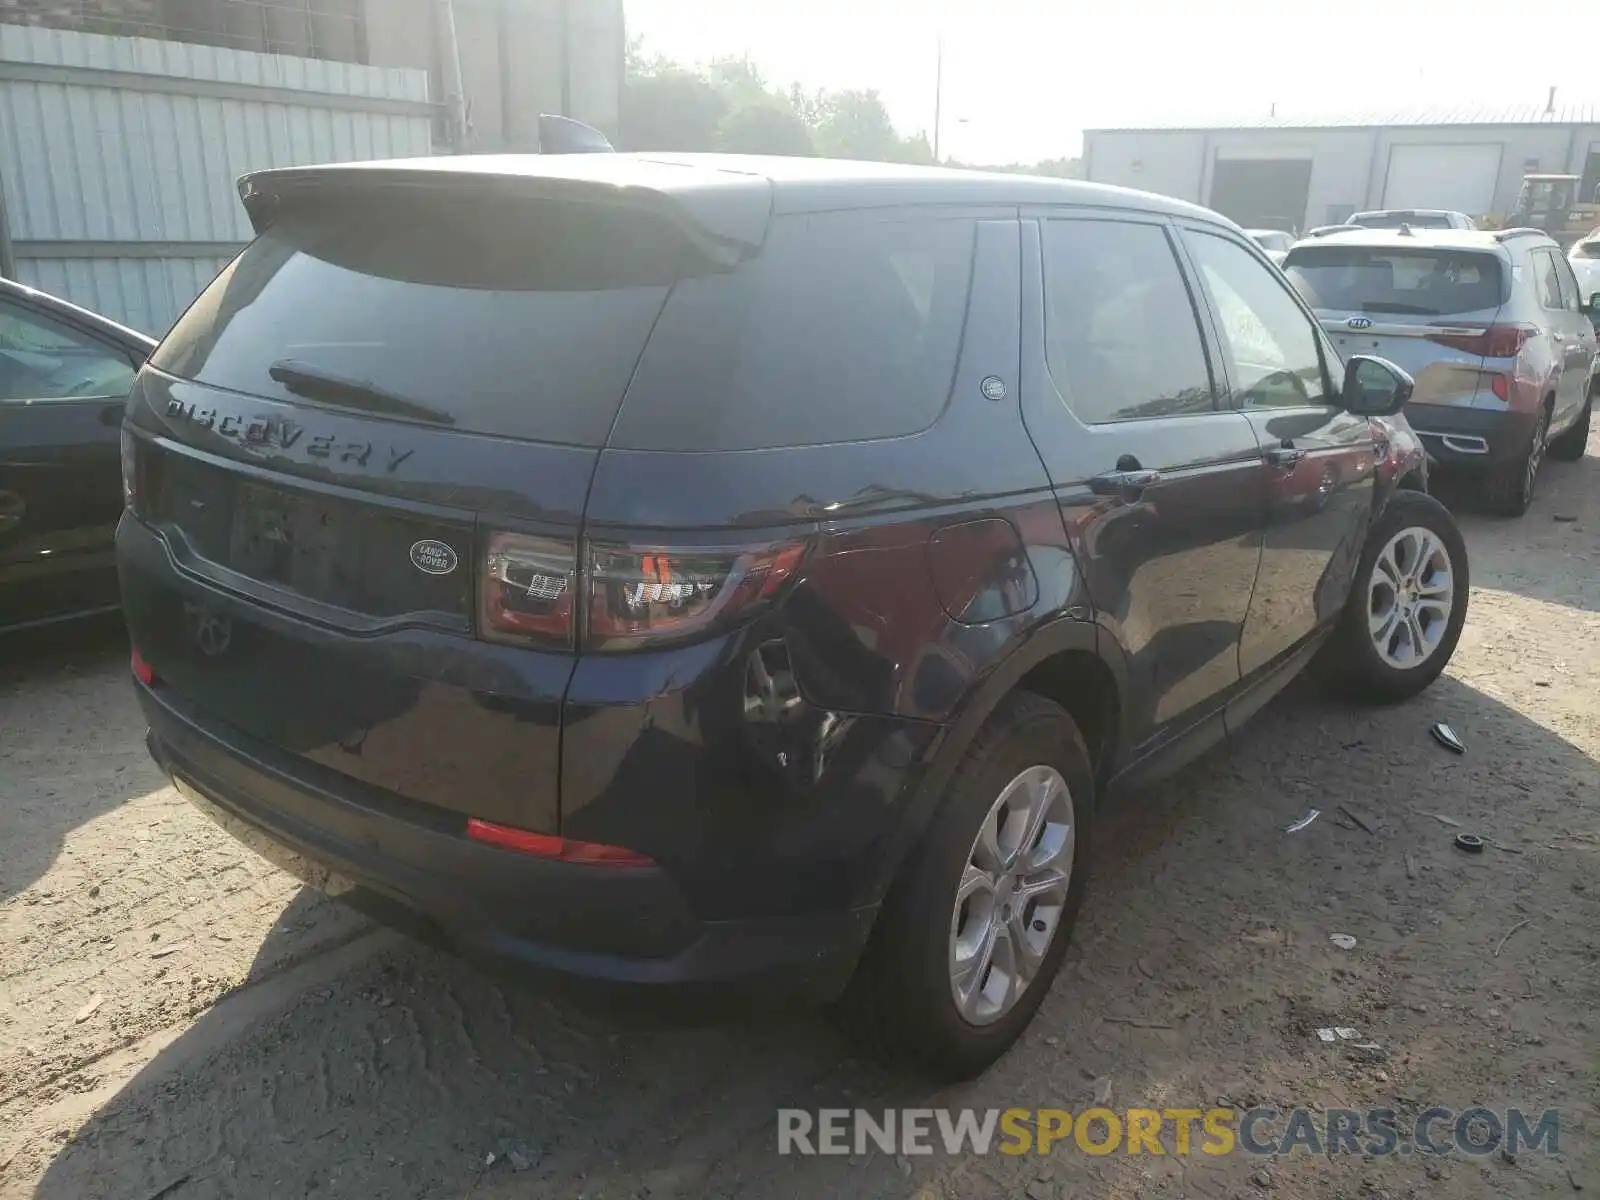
619,66 -> 728,151
717,101 -> 815,156
964,157 -> 1085,178
622,46 -> 934,163
810,89 -> 903,161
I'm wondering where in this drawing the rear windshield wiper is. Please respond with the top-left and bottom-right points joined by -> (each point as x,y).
267,359 -> 456,426
1360,302 -> 1438,315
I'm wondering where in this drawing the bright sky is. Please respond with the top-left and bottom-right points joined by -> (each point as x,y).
625,0 -> 1600,164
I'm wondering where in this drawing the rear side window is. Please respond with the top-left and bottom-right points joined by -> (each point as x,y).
1284,246 -> 1505,315
1534,249 -> 1581,311
1040,218 -> 1215,423
609,213 -> 976,451
1552,254 -> 1584,309
152,190 -> 711,446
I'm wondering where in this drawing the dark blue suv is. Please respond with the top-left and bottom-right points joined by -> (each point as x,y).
118,154 -> 1467,1079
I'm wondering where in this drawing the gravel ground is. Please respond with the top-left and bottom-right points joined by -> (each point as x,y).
2,436 -> 1596,1200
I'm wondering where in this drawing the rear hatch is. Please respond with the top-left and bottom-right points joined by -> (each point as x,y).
123,165 -> 762,832
1283,241 -> 1510,407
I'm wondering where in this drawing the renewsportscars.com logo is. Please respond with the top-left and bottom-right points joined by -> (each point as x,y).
777,1107 -> 1561,1158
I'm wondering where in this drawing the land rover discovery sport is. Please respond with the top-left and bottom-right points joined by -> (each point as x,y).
119,155 -> 1468,1079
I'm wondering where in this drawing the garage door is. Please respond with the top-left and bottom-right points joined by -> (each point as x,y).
1382,144 -> 1502,215
1208,159 -> 1313,232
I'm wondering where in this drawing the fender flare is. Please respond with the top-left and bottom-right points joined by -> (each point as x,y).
862,614 -> 1127,905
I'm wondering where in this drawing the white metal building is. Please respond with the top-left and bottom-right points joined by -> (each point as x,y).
1083,102 -> 1600,232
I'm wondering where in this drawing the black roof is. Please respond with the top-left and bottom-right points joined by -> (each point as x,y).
240,152 -> 1227,247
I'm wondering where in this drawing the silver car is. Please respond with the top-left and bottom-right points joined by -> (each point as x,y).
1283,227 -> 1598,515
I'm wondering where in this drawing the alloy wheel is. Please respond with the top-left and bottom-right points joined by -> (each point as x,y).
1367,526 -> 1455,669
948,765 -> 1075,1026
1522,409 -> 1549,504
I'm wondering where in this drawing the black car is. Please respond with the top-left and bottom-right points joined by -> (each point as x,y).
118,155 -> 1468,1079
0,278 -> 155,634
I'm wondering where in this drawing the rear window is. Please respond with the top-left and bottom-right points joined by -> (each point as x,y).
152,190 -> 713,446
608,212 -> 976,451
1283,246 -> 1505,315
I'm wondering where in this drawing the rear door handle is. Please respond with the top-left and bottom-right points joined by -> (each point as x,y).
1264,446 -> 1306,468
1089,468 -> 1163,496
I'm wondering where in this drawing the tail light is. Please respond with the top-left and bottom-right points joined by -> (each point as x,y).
131,647 -> 157,687
479,532 -> 805,652
1490,374 -> 1510,403
479,532 -> 578,649
465,818 -> 652,866
1426,323 -> 1537,358
586,540 -> 804,650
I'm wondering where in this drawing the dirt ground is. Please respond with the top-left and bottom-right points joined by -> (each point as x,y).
2,438 -> 1596,1200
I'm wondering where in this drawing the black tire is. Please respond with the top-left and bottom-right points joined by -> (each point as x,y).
1548,391 -> 1593,462
1312,491 -> 1469,705
1484,403 -> 1550,516
835,692 -> 1093,1080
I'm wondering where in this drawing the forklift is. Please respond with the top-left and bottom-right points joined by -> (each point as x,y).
1508,173 -> 1600,250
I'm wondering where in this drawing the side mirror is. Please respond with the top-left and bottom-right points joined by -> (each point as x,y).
1342,354 -> 1414,416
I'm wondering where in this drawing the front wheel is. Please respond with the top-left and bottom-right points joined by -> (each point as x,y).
1312,491 -> 1469,705
836,692 -> 1092,1080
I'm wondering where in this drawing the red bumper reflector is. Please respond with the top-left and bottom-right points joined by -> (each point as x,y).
131,647 -> 157,687
464,818 -> 653,867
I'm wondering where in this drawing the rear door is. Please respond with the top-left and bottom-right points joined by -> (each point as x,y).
1177,223 -> 1377,677
1282,241 -> 1508,410
1019,210 -> 1265,756
0,294 -> 139,630
1545,249 -> 1598,426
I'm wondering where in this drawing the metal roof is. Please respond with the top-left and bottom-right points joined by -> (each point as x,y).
1089,101 -> 1600,133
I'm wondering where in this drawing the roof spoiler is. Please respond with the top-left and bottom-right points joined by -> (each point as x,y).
537,114 -> 615,154
1493,227 -> 1547,242
236,161 -> 770,262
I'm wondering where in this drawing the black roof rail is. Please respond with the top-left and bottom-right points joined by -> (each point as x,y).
1493,227 -> 1549,242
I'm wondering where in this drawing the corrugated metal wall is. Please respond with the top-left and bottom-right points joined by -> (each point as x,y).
0,22 -> 433,334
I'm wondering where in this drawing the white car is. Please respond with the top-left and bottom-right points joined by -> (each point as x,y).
1348,209 -> 1477,231
1571,229 -> 1600,311
1245,229 -> 1294,263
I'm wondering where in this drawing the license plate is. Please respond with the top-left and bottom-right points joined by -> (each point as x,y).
229,481 -> 350,595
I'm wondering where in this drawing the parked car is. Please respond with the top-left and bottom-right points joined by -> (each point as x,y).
1571,228 -> 1600,312
1246,229 -> 1295,263
1348,209 -> 1476,231
120,155 -> 1468,1080
1283,227 -> 1597,515
0,278 -> 155,635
